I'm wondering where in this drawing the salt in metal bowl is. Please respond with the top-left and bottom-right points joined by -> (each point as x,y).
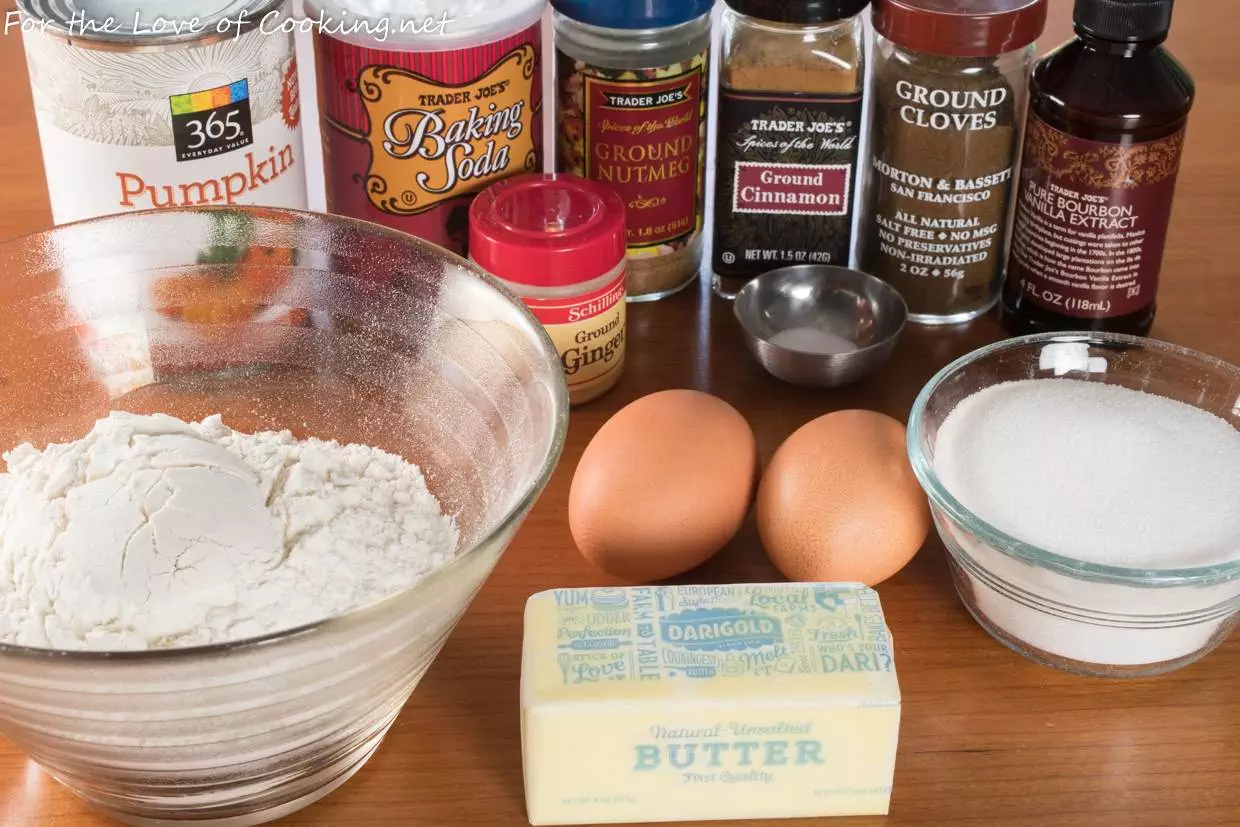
733,265 -> 908,388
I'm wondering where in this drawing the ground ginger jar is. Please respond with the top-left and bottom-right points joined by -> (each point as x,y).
858,0 -> 1047,324
470,174 -> 627,405
553,0 -> 712,301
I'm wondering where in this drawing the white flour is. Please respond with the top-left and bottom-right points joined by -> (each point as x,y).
0,412 -> 458,651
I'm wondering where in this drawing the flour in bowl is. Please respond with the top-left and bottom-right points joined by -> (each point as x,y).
0,412 -> 459,651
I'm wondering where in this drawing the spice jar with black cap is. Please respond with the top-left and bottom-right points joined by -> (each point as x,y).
711,0 -> 870,301
857,0 -> 1048,325
1002,0 -> 1194,337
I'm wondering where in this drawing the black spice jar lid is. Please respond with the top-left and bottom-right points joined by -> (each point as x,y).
1074,0 -> 1175,43
873,0 -> 1048,57
724,0 -> 871,24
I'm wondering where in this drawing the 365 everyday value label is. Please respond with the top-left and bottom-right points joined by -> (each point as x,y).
713,89 -> 861,280
524,270 -> 627,399
22,27 -> 306,226
1007,118 -> 1186,319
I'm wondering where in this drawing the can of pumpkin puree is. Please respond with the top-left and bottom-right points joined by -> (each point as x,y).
54,209 -> 328,400
17,0 -> 308,225
308,0 -> 545,256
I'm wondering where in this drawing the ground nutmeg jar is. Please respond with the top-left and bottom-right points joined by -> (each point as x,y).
553,0 -> 713,302
470,174 -> 628,405
712,0 -> 869,300
858,0 -> 1048,324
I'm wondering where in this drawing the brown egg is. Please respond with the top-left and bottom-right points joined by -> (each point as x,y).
758,410 -> 930,586
569,390 -> 757,583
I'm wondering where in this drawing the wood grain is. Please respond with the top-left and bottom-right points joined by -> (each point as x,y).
3,2 -> 1240,825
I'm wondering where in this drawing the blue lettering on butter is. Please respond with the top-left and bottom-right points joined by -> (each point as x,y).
669,745 -> 697,769
554,589 -> 592,606
820,651 -> 893,673
735,742 -> 760,765
634,740 -> 826,771
660,608 -> 783,651
571,658 -> 627,682
635,745 -> 660,770
632,587 -> 655,623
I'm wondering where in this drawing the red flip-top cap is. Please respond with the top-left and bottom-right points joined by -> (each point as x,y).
470,174 -> 627,288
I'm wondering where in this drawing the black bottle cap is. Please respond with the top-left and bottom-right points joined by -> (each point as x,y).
723,0 -> 871,25
1074,0 -> 1175,42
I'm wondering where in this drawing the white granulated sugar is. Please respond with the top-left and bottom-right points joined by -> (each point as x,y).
934,379 -> 1240,569
0,412 -> 458,651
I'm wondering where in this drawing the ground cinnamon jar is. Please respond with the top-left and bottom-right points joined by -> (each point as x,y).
712,0 -> 869,300
857,0 -> 1047,324
470,174 -> 628,405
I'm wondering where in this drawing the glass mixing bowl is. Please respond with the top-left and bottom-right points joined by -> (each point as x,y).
0,207 -> 569,824
908,333 -> 1240,678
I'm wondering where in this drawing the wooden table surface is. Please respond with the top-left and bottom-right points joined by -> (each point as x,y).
2,2 -> 1239,826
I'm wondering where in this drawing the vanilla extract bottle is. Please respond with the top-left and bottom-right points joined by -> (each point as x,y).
1001,0 -> 1194,336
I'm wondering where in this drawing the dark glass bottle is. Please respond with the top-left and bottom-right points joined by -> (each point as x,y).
1001,0 -> 1194,336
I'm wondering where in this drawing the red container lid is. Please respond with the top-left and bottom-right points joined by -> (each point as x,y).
873,0 -> 1048,58
469,174 -> 627,288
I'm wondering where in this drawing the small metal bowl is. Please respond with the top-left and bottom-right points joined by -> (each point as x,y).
734,265 -> 908,388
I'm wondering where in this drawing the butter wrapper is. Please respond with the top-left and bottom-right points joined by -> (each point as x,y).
520,582 -> 900,825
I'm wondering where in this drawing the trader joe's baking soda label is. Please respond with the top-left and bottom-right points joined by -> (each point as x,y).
22,25 -> 307,225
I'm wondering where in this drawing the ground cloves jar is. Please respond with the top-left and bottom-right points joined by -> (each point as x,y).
858,0 -> 1048,324
553,0 -> 713,302
470,174 -> 627,405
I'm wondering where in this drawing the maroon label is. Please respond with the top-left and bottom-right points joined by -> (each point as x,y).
733,163 -> 850,216
313,24 -> 542,256
712,88 -> 861,281
581,65 -> 704,249
1007,119 -> 1185,319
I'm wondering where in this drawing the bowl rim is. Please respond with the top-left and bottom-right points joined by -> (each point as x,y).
732,264 -> 909,358
0,205 -> 571,661
907,330 -> 1240,589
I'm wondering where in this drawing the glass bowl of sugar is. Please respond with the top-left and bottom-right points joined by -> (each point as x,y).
908,332 -> 1240,678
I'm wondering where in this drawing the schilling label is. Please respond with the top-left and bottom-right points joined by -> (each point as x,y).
20,13 -> 307,226
578,59 -> 706,253
1007,118 -> 1186,319
713,90 -> 861,280
525,271 -> 627,398
315,24 -> 542,255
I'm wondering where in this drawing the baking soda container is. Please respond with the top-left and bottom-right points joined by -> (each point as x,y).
310,0 -> 545,256
470,174 -> 627,405
18,0 -> 308,225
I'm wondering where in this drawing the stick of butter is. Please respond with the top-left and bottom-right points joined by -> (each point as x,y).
520,582 -> 900,825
